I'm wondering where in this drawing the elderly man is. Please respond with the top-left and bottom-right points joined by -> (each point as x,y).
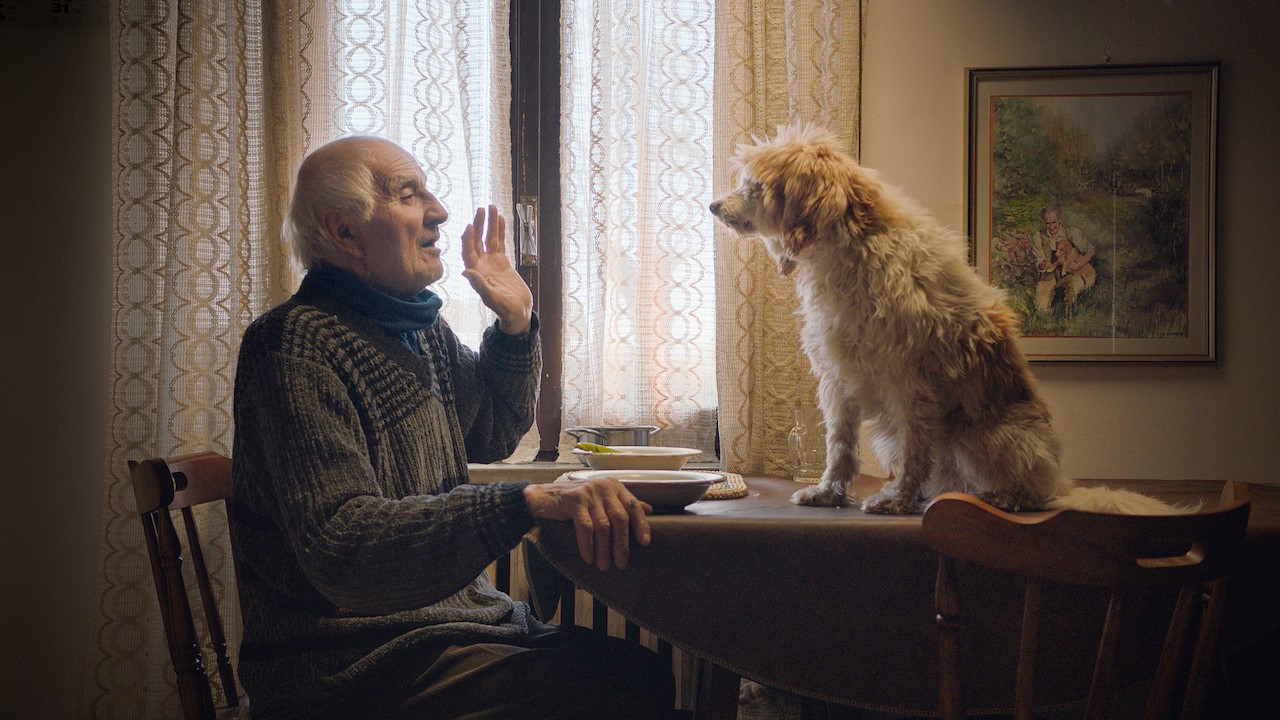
1032,204 -> 1097,313
230,136 -> 674,719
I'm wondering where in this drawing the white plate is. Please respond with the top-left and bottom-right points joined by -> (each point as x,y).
570,445 -> 701,470
565,469 -> 723,512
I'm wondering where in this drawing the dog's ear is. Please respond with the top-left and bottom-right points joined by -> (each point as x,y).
781,223 -> 811,262
778,159 -> 859,257
776,176 -> 812,258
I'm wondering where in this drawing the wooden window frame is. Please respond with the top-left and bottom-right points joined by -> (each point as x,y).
511,0 -> 563,460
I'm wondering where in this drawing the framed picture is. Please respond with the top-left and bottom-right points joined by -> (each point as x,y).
968,64 -> 1217,361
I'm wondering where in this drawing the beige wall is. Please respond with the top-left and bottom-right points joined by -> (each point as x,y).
861,0 -> 1280,483
0,20 -> 112,719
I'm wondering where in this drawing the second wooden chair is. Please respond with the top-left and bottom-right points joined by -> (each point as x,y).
921,481 -> 1251,720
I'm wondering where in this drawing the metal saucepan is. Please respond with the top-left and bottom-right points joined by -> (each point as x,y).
565,425 -> 661,464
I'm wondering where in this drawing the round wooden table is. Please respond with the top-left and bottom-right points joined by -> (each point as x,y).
531,474 -> 1280,716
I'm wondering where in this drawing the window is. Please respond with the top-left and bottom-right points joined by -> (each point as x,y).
515,0 -> 718,460
329,0 -> 719,460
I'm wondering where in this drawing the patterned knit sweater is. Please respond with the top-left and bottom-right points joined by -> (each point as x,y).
229,273 -> 541,718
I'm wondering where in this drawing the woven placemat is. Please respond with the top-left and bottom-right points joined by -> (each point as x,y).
703,472 -> 747,500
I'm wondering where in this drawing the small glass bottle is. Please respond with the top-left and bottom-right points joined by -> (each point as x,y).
787,407 -> 826,484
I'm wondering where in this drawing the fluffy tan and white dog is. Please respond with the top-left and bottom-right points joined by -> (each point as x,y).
710,123 -> 1177,515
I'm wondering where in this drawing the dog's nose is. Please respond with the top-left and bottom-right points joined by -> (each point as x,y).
709,200 -> 722,216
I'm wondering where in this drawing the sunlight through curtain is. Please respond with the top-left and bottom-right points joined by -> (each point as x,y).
560,0 -> 720,456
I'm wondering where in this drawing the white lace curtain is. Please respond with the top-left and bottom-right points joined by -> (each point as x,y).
560,0 -> 720,455
82,0 -> 860,716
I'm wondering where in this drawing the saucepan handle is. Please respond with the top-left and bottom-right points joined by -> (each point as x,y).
564,427 -> 604,443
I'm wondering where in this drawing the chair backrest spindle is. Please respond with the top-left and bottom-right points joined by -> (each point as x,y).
180,504 -> 239,706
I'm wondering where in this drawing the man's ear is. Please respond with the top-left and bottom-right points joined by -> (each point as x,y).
322,208 -> 364,258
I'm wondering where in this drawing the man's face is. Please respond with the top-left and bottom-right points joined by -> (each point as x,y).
347,142 -> 449,298
1042,211 -> 1061,238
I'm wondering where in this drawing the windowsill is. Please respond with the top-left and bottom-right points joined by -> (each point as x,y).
467,460 -> 724,485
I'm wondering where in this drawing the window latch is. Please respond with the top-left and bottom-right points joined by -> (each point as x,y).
516,196 -> 538,268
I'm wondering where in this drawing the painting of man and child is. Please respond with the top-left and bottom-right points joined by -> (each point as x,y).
988,91 -> 1193,340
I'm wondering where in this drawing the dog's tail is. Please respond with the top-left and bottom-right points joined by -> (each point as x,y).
1047,483 -> 1202,515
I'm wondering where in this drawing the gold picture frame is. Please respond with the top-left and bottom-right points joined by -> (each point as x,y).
968,64 -> 1217,361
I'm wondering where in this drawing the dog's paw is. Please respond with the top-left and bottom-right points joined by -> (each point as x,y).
790,482 -> 854,508
860,491 -> 921,515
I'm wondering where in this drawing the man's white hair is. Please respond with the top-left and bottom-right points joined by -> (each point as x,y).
283,138 -> 386,269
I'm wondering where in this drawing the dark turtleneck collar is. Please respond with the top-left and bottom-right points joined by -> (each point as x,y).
301,263 -> 443,336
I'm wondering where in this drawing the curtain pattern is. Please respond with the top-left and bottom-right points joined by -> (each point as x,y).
82,2 -> 293,716
712,0 -> 863,477
83,1 -> 511,716
559,0 -> 721,456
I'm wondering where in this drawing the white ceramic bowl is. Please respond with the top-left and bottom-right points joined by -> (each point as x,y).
570,445 -> 701,471
566,469 -> 723,512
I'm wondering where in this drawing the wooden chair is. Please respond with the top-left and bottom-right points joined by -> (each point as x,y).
129,451 -> 249,719
921,482 -> 1252,720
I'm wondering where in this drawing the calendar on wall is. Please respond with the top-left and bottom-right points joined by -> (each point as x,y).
0,0 -> 106,27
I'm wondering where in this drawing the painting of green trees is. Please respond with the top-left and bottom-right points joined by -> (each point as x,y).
989,92 -> 1192,338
